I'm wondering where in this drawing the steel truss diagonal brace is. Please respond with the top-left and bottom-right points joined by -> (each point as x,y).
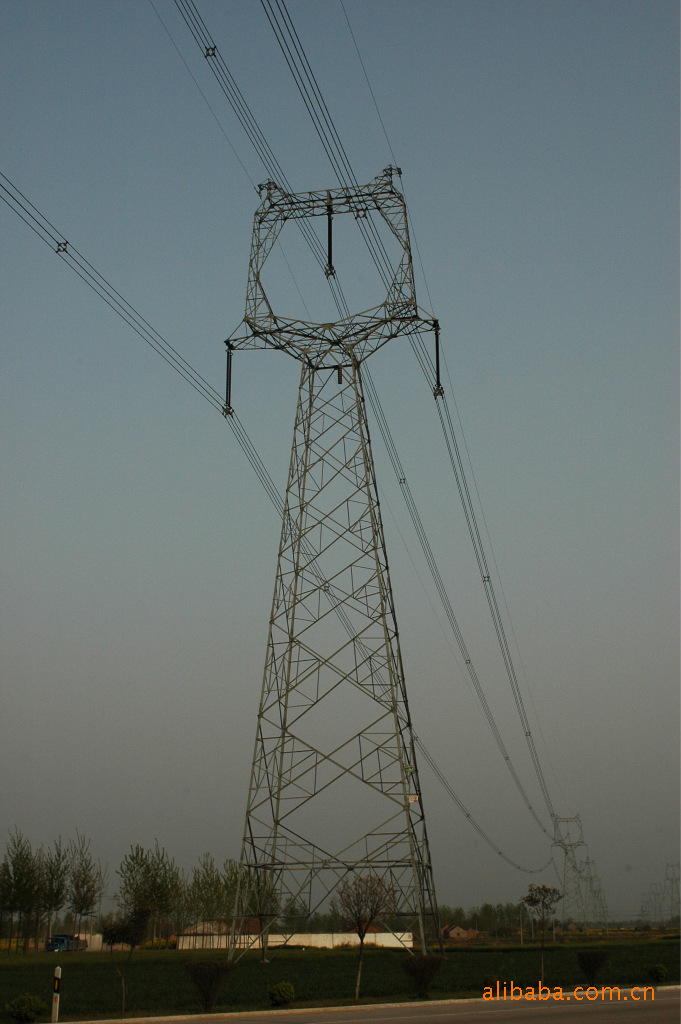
234,359 -> 439,954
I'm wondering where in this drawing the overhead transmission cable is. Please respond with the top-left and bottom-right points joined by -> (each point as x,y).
414,737 -> 552,874
255,0 -> 557,827
334,0 -> 562,820
0,171 -> 282,516
363,371 -> 549,835
439,355 -> 572,813
172,0 -> 350,321
170,0 -> 555,841
1,170 -> 549,874
259,0 -> 394,292
338,0 -> 399,170
175,0 -> 598,894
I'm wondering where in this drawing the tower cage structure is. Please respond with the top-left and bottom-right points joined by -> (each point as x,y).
224,168 -> 442,955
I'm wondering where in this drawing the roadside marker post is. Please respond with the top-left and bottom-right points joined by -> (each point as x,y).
51,966 -> 61,1023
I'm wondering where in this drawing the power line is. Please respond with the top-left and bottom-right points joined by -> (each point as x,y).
0,170 -> 282,516
260,0 -> 396,291
172,0 -> 350,320
415,737 -> 552,874
256,0 -> 557,825
172,0 -> 557,837
338,0 -> 399,169
2,167 -> 550,877
325,2 -> 559,823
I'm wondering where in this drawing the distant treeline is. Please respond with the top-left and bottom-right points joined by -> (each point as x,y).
1,830 -> 253,952
1,830 -> 665,953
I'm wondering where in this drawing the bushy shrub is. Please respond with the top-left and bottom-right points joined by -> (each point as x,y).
648,963 -> 668,984
269,981 -> 295,1006
186,960 -> 235,1012
576,950 -> 610,984
5,995 -> 48,1023
483,973 -> 499,993
400,954 -> 445,999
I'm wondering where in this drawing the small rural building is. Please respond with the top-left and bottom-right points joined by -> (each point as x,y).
441,924 -> 478,941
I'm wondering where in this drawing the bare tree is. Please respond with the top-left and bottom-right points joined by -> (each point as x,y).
331,873 -> 398,999
520,883 -> 562,984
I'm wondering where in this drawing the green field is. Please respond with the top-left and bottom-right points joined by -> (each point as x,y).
0,939 -> 678,1021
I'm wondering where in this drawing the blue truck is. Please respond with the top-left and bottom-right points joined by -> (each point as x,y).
45,934 -> 88,952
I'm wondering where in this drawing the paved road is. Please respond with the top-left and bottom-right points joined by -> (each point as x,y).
82,987 -> 679,1024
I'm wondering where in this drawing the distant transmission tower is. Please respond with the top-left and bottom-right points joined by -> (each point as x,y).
580,855 -> 608,929
648,882 -> 665,927
552,815 -> 587,927
225,169 -> 441,954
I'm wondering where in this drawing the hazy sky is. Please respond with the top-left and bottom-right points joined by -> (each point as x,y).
1,0 -> 678,921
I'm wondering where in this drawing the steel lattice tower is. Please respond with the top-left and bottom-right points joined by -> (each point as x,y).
225,169 -> 440,953
552,815 -> 587,927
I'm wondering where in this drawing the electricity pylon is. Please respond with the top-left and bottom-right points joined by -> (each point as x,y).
552,815 -> 587,927
225,168 -> 441,954
580,856 -> 608,929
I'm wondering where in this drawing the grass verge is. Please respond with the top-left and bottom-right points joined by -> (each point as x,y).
0,939 -> 677,1022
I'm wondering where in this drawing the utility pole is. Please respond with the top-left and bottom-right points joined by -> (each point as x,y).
226,169 -> 441,955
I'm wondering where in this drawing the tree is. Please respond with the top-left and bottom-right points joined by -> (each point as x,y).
5,830 -> 38,953
233,867 -> 280,961
146,842 -> 180,942
0,858 -> 14,948
190,853 -> 225,938
170,871 -> 191,945
67,833 -> 105,937
42,840 -> 69,942
437,904 -> 466,929
222,859 -> 241,922
186,960 -> 236,1012
102,906 -> 150,1013
117,842 -> 180,945
520,883 -> 562,984
280,896 -> 307,934
117,844 -> 151,917
330,873 -> 398,999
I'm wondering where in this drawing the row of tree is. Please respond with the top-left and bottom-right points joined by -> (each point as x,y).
0,830 -> 105,952
1,830 -> 562,954
438,901 -> 532,936
0,831 -> 254,952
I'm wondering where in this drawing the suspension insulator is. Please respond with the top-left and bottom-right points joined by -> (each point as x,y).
223,341 -> 234,416
325,191 -> 335,278
433,319 -> 444,398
